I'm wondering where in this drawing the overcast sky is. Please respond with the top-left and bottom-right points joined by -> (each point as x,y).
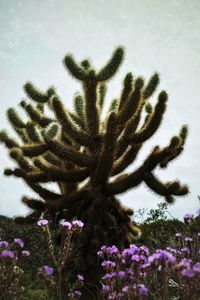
0,0 -> 200,220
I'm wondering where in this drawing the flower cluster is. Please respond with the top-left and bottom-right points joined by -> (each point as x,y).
36,217 -> 84,299
67,274 -> 84,300
98,234 -> 200,300
183,208 -> 200,224
0,237 -> 30,299
98,244 -> 149,299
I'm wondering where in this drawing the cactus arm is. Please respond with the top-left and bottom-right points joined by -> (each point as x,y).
69,112 -> 85,130
21,143 -> 48,157
144,172 -> 188,199
73,94 -> 85,119
98,83 -> 107,112
24,82 -> 56,103
94,112 -> 117,184
108,99 -> 119,113
26,122 -> 43,143
63,54 -> 87,81
117,79 -> 143,125
27,182 -> 61,201
116,113 -> 141,159
0,130 -> 19,148
52,97 -> 88,146
9,148 -> 34,171
130,91 -> 167,143
22,196 -> 46,210
41,153 -> 61,167
47,140 -> 92,167
160,127 -> 188,168
36,103 -> 44,113
96,47 -> 124,82
14,128 -> 30,144
112,144 -> 141,176
104,143 -> 177,195
143,73 -> 160,99
4,168 -> 48,182
83,74 -> 100,139
104,167 -> 144,196
8,165 -> 89,183
7,108 -> 26,128
118,72 -> 133,111
34,159 -> 88,181
21,101 -> 53,127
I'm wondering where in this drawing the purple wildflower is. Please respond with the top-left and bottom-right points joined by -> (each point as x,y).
60,220 -> 72,230
175,232 -> 182,238
185,237 -> 193,242
183,213 -> 193,223
22,250 -> 30,257
181,268 -> 196,277
140,263 -> 150,270
130,244 -> 140,254
14,238 -> 24,248
101,260 -> 116,268
102,272 -> 116,280
1,250 -> 15,259
102,285 -> 110,293
131,254 -> 141,262
0,241 -> 9,248
177,258 -> 192,269
107,245 -> 118,254
122,286 -> 129,293
148,250 -> 176,266
117,271 -> 126,279
138,284 -> 148,296
101,245 -> 107,251
181,247 -> 190,254
97,250 -> 104,257
140,245 -> 149,256
77,274 -> 84,281
37,219 -> 48,226
74,290 -> 82,296
43,265 -> 54,276
72,220 -> 84,229
193,262 -> 200,273
166,247 -> 177,255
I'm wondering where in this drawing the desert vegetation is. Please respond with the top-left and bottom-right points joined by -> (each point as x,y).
0,47 -> 198,299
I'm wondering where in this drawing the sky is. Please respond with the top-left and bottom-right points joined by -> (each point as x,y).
0,0 -> 200,220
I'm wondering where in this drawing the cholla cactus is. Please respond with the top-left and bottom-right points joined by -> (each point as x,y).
0,47 -> 188,298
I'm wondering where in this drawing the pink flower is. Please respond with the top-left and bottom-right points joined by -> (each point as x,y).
72,220 -> 84,229
175,233 -> 182,238
0,241 -> 9,248
43,265 -> 54,276
77,274 -> 84,281
1,250 -> 15,259
193,263 -> 200,273
183,213 -> 193,223
22,250 -> 30,257
14,238 -> 24,248
138,284 -> 148,296
60,220 -> 72,230
185,237 -> 193,242
181,268 -> 196,277
37,219 -> 48,226
107,245 -> 118,254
